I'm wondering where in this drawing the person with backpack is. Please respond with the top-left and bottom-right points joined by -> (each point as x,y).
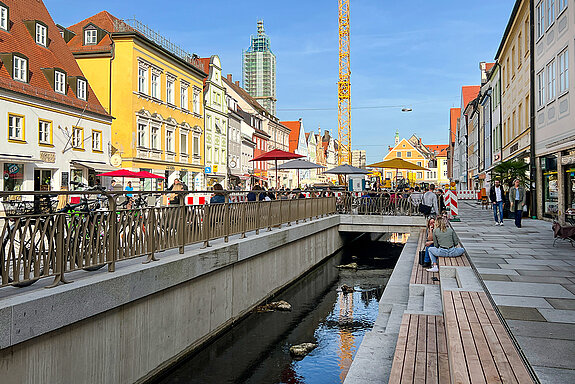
420,184 -> 439,217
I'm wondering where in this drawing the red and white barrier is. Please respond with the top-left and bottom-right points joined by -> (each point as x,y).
457,190 -> 479,200
443,190 -> 459,217
186,195 -> 207,205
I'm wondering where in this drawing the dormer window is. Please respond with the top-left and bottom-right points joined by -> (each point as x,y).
55,71 -> 66,94
77,78 -> 87,100
13,56 -> 27,82
85,29 -> 97,45
35,22 -> 47,46
0,4 -> 7,31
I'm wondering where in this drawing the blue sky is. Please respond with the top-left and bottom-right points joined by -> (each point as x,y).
46,0 -> 514,163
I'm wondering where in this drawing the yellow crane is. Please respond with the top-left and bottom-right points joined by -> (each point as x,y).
338,0 -> 351,166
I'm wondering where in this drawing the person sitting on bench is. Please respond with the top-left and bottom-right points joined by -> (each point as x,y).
426,216 -> 465,272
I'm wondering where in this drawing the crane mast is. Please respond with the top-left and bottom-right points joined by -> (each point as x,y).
338,0 -> 351,165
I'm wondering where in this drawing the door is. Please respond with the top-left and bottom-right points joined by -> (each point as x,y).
34,169 -> 52,191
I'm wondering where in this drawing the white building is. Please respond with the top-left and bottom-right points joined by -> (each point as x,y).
0,0 -> 112,193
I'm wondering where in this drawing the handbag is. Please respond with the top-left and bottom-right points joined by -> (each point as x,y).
418,203 -> 432,215
418,249 -> 426,265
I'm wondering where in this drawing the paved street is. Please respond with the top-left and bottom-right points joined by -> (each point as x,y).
452,201 -> 575,384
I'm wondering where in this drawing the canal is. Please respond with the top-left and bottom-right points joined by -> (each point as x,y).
152,233 -> 408,384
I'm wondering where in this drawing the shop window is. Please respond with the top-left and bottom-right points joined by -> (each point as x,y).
34,169 -> 52,191
3,163 -> 24,191
541,156 -> 558,218
70,169 -> 84,190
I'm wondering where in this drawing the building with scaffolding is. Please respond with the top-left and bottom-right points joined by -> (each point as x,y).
242,20 -> 276,116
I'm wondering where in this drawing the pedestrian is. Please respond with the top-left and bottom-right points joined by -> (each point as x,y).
489,179 -> 505,225
421,184 -> 439,217
508,179 -> 526,228
426,216 -> 465,272
210,183 -> 225,204
409,186 -> 423,206
169,179 -> 183,205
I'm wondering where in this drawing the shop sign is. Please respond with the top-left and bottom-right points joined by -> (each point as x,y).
204,166 -> 212,174
561,156 -> 575,165
213,165 -> 218,173
40,151 -> 56,163
61,172 -> 69,186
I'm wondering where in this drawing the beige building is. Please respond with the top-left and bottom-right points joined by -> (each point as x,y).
496,0 -> 531,164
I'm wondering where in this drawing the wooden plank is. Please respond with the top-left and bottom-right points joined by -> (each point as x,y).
436,315 -> 450,384
438,352 -> 451,384
413,315 -> 428,384
443,291 -> 471,384
492,322 -> 534,384
426,316 -> 439,384
481,323 -> 518,384
389,314 -> 411,384
402,315 -> 418,382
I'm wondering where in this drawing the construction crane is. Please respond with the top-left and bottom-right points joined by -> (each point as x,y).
337,0 -> 351,166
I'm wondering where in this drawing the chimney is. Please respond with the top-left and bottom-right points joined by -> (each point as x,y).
227,74 -> 232,82
235,81 -> 239,86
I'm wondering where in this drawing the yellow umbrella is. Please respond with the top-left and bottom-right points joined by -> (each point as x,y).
367,158 -> 429,188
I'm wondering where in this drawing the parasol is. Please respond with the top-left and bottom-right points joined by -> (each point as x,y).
274,159 -> 325,188
250,149 -> 304,188
367,158 -> 429,188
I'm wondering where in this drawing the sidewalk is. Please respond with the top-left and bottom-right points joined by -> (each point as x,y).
452,201 -> 575,384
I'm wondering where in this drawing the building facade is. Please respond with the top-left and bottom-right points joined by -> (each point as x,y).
453,86 -> 480,189
533,0 -> 574,221
242,20 -> 276,115
0,0 -> 112,193
226,94 -> 242,188
65,12 -> 205,190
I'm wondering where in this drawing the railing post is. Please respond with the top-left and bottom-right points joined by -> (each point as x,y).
267,201 -> 272,231
178,193 -> 185,254
240,201 -> 247,238
224,201 -> 230,242
46,214 -> 70,288
256,201 -> 261,235
203,203 -> 211,248
144,207 -> 158,263
107,195 -> 117,272
287,198 -> 291,226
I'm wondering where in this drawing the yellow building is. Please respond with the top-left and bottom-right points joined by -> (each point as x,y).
62,12 -> 206,189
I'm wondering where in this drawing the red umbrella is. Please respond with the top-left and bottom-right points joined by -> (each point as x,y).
250,149 -> 304,188
97,169 -> 139,177
133,171 -> 166,179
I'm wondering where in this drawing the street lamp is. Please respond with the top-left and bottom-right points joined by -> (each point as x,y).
401,108 -> 413,112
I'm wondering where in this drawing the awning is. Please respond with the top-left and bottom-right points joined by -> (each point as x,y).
71,160 -> 116,173
0,155 -> 42,163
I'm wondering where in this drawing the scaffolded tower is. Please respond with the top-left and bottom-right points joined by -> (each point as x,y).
242,20 -> 277,115
338,0 -> 351,165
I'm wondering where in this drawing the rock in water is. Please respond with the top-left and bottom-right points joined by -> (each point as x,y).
337,262 -> 358,269
289,343 -> 318,357
340,284 -> 354,294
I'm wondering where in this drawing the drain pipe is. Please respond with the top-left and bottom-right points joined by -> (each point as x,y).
529,0 -> 537,218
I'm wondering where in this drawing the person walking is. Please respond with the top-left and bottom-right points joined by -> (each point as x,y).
509,179 -> 526,228
489,179 -> 505,226
426,216 -> 465,272
422,184 -> 439,217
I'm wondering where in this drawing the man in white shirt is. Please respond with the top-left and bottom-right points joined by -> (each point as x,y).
422,184 -> 439,217
489,179 -> 504,225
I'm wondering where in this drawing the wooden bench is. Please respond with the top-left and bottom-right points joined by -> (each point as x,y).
410,230 -> 440,285
389,314 -> 450,384
438,254 -> 470,267
442,290 -> 534,384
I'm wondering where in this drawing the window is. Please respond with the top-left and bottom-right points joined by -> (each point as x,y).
92,130 -> 102,151
55,71 -> 66,94
85,29 -> 97,45
416,172 -> 422,179
417,161 -> 422,166
77,79 -> 87,100
215,149 -> 219,164
207,146 -> 212,162
547,0 -> 555,27
13,56 -> 27,82
559,49 -> 569,93
181,84 -> 189,109
8,114 -> 24,141
166,129 -> 174,152
511,46 -> 515,74
193,136 -> 199,155
166,79 -> 175,105
406,151 -> 412,157
151,73 -> 159,99
38,120 -> 51,145
72,127 -> 83,149
150,126 -> 159,149
138,67 -> 148,94
221,150 -> 226,164
396,151 -> 401,158
559,0 -> 567,12
193,88 -> 200,114
0,5 -> 7,31
180,132 -> 187,154
547,60 -> 556,100
517,33 -> 522,66
35,23 -> 47,47
536,2 -> 544,38
537,70 -> 545,107
137,123 -> 147,147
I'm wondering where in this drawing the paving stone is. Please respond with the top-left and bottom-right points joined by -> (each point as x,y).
507,320 -> 575,340
476,268 -> 518,275
492,295 -> 553,308
563,285 -> 575,295
480,274 -> 511,281
499,264 -> 552,270
514,336 -> 575,369
508,275 -> 573,284
473,262 -> 504,269
546,298 -> 575,310
505,259 -> 570,266
517,270 -> 575,278
538,309 -> 575,324
497,306 -> 546,321
533,366 -> 575,384
485,281 -> 575,298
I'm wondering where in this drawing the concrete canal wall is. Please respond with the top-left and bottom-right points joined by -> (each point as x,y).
0,216 -> 344,384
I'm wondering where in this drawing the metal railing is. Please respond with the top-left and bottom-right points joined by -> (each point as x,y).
0,190 -> 337,289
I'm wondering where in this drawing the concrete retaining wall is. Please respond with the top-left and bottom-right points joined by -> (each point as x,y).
0,216 -> 343,384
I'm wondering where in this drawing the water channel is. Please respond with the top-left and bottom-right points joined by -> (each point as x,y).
153,233 -> 409,384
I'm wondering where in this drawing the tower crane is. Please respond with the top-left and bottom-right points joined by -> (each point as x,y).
337,0 -> 351,166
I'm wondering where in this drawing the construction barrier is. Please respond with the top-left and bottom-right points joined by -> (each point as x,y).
443,189 -> 459,219
457,190 -> 479,200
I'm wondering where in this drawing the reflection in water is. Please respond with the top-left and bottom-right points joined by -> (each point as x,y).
153,234 -> 406,384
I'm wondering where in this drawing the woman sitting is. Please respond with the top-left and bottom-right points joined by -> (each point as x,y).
426,216 -> 465,272
422,217 -> 435,268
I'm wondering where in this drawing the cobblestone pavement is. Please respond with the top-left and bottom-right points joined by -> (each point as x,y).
452,201 -> 575,384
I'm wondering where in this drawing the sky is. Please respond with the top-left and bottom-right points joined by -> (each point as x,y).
46,0 -> 515,163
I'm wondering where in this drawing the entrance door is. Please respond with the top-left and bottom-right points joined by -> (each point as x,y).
34,169 -> 52,191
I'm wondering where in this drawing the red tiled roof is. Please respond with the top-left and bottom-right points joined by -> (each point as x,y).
196,58 -> 211,79
222,76 -> 267,115
0,1 -> 109,117
66,11 -> 120,53
485,62 -> 495,72
450,108 -> 460,143
461,86 -> 480,110
305,132 -> 310,141
282,120 -> 301,153
426,144 -> 448,154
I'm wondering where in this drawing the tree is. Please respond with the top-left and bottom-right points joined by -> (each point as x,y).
492,159 -> 529,187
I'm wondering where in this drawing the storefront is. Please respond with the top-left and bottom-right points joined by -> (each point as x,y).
540,155 -> 559,219
3,163 -> 24,192
563,150 -> 575,224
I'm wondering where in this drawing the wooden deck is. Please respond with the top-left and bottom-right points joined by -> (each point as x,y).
443,290 -> 533,384
389,314 -> 450,384
410,230 -> 439,285
438,254 -> 470,267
